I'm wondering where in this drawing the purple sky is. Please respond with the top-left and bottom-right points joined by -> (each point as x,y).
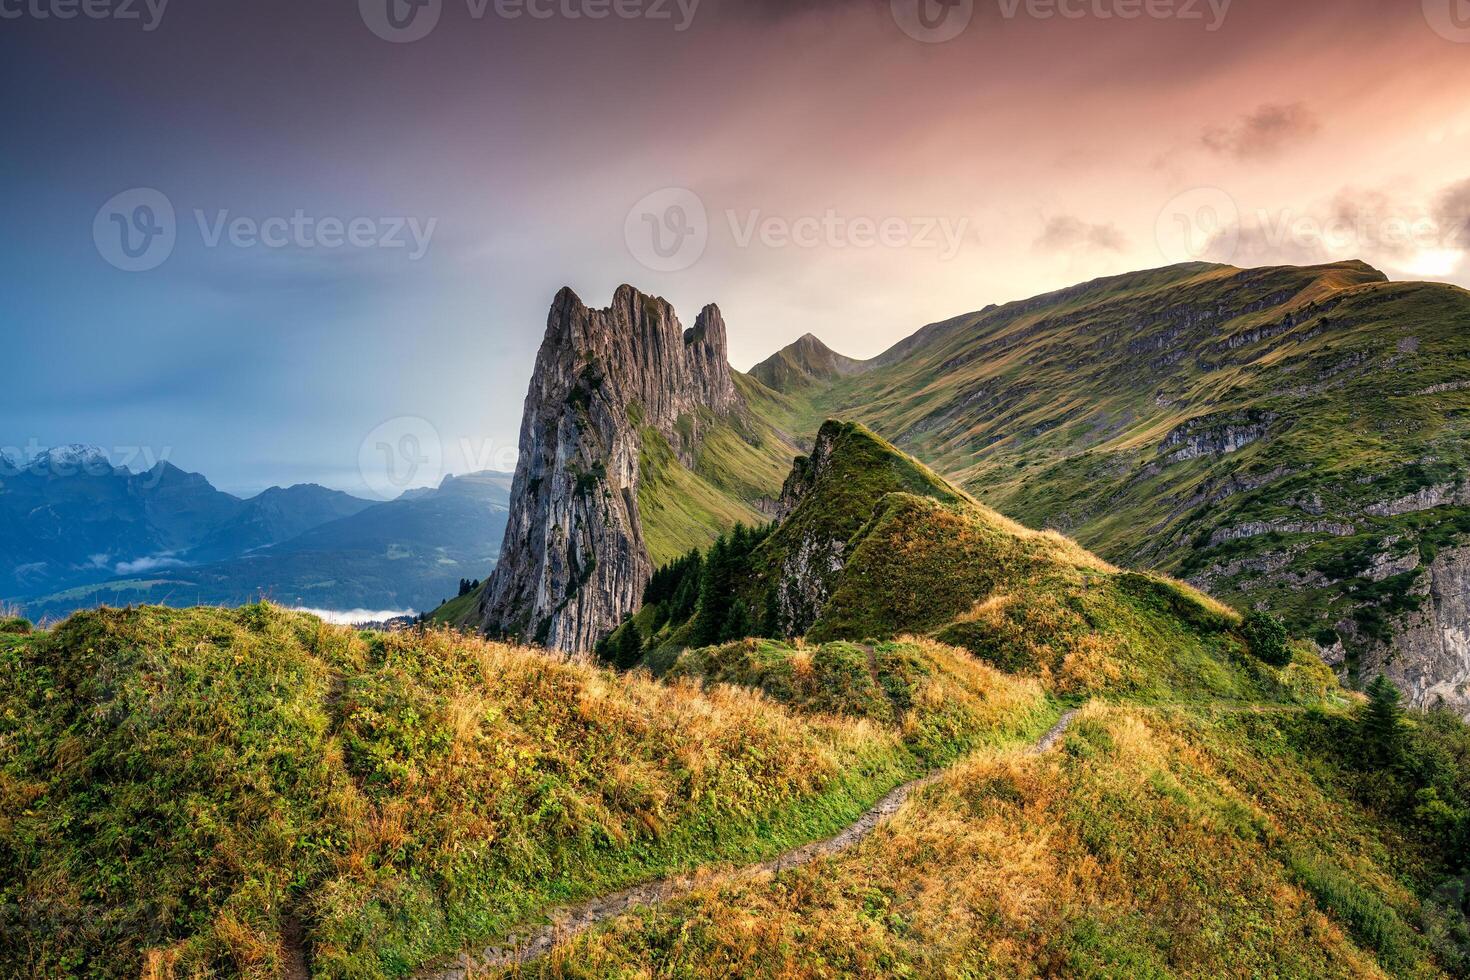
3,0 -> 1468,495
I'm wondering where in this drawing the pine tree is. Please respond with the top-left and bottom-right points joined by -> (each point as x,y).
692,535 -> 732,646
614,618 -> 644,670
721,598 -> 753,643
1242,611 -> 1291,666
672,563 -> 701,623
761,584 -> 782,639
1362,674 -> 1407,770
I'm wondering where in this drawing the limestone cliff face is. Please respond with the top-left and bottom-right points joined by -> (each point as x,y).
771,425 -> 848,636
1362,546 -> 1470,719
479,286 -> 740,652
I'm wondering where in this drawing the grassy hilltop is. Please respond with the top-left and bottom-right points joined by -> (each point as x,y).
3,421 -> 1468,978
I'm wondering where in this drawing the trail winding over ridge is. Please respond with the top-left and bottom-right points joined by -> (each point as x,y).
429,709 -> 1080,977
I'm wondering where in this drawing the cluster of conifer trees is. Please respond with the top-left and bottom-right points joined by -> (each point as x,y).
594,522 -> 782,669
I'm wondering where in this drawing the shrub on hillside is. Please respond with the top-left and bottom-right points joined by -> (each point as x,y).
0,617 -> 31,635
1242,611 -> 1292,667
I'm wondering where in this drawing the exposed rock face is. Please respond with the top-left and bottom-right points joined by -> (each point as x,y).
1208,520 -> 1356,548
771,424 -> 850,637
1364,483 -> 1469,518
479,286 -> 740,652
1159,410 -> 1280,463
1365,545 -> 1470,719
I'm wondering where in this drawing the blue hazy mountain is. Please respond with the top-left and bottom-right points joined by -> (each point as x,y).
186,483 -> 375,561
0,447 -> 514,620
0,447 -> 246,599
10,469 -> 513,621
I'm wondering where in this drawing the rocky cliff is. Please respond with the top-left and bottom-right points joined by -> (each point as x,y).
1357,545 -> 1470,714
479,286 -> 747,652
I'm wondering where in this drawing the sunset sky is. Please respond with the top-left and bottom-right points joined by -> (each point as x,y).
3,0 -> 1468,495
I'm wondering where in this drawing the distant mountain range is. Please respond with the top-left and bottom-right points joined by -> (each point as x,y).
0,447 -> 512,621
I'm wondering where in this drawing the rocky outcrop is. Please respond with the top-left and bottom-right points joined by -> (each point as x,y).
1159,410 -> 1280,463
1364,545 -> 1470,719
1364,483 -> 1469,518
479,286 -> 741,653
770,425 -> 851,636
1208,520 -> 1355,548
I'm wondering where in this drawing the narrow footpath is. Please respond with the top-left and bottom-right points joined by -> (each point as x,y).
430,709 -> 1081,977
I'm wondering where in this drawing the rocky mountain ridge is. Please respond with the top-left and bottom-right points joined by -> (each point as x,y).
479,286 -> 789,652
479,263 -> 1470,716
750,261 -> 1470,718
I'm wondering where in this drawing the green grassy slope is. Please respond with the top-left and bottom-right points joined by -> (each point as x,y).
633,373 -> 801,568
490,428 -> 1469,977
764,262 -> 1470,690
0,604 -> 1045,979
514,701 -> 1470,978
7,417 -> 1469,978
748,333 -> 867,394
647,419 -> 1323,703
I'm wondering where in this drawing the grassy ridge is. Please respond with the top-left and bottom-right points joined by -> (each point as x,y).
0,605 -> 1045,978
509,703 -> 1466,978
762,262 -> 1470,685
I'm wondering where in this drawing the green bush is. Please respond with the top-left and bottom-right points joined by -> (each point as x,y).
1242,611 -> 1291,667
0,617 -> 31,635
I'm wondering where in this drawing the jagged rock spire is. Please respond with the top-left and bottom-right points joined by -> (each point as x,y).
479,286 -> 741,652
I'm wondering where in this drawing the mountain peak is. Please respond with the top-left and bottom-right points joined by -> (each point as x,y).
481,285 -> 748,652
750,333 -> 866,394
28,444 -> 116,476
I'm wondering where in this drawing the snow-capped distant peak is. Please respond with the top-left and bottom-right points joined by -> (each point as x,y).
29,445 -> 116,476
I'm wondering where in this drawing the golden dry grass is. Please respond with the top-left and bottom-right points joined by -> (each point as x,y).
516,704 -> 1449,978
